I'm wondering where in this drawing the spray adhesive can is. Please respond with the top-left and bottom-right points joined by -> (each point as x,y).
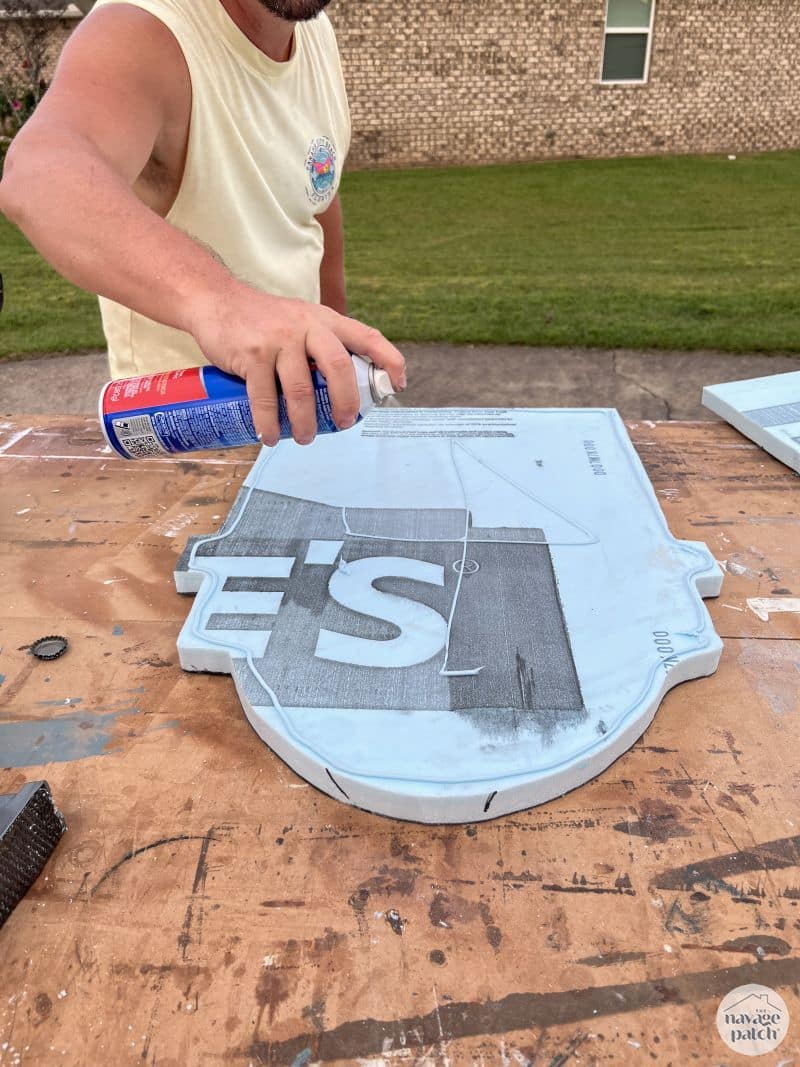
99,355 -> 394,459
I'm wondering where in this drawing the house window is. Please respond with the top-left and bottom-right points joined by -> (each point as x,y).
601,0 -> 655,84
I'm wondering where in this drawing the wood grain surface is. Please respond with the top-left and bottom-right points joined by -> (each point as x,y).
0,416 -> 798,1067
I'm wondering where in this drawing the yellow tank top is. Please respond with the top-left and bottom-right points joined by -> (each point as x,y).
92,0 -> 351,378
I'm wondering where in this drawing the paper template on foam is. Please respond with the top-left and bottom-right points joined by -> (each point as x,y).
703,370 -> 800,475
175,408 -> 723,823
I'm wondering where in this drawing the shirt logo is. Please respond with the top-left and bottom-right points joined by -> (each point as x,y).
305,136 -> 337,205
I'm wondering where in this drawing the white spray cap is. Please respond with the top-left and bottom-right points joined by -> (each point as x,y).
369,365 -> 395,404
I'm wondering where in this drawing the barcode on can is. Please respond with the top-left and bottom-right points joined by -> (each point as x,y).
118,434 -> 168,458
111,413 -> 167,457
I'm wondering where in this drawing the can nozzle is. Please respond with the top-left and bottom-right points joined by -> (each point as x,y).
368,365 -> 395,405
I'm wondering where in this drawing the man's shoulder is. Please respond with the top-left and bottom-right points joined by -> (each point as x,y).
302,9 -> 343,62
87,0 -> 199,60
90,0 -> 189,27
308,10 -> 338,45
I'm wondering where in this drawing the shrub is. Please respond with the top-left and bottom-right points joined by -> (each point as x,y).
0,84 -> 45,170
0,1 -> 70,170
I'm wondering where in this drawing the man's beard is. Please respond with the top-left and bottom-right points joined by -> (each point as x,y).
256,0 -> 332,20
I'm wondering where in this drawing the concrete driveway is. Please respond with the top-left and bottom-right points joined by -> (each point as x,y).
2,344 -> 800,420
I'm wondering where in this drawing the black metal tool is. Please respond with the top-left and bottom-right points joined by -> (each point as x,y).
0,781 -> 66,929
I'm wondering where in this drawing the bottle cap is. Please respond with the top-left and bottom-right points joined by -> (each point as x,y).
30,636 -> 69,661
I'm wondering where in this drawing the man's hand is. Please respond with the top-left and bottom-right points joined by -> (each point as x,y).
193,280 -> 406,446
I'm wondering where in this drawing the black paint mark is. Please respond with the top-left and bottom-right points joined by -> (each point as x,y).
348,866 -> 418,935
483,791 -> 498,814
302,1000 -> 327,1035
728,783 -> 759,806
665,778 -> 694,800
429,891 -> 451,928
13,538 -> 97,550
477,901 -> 502,951
192,829 -> 214,894
613,800 -> 693,842
33,992 -> 52,1023
178,904 -> 194,960
241,956 -> 800,1065
91,834 -> 208,895
254,969 -> 289,1035
680,936 -> 790,959
390,835 -> 419,865
549,1032 -> 589,1067
542,883 -> 635,897
348,888 -> 370,914
325,769 -> 350,800
139,962 -> 170,1057
653,833 -> 800,890
664,899 -> 702,935
357,866 -> 418,899
485,924 -> 502,949
492,870 -> 542,884
575,951 -> 646,968
180,828 -> 217,960
515,651 -> 536,709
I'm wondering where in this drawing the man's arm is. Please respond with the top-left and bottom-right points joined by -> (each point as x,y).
0,7 -> 207,331
318,193 -> 347,315
0,8 -> 404,445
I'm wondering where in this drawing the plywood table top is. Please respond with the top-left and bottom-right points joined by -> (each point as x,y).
0,415 -> 798,1067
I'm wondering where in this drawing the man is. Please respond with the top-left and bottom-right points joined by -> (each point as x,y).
0,0 -> 406,446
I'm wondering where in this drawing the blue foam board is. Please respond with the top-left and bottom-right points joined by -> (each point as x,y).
703,370 -> 800,475
175,408 -> 723,823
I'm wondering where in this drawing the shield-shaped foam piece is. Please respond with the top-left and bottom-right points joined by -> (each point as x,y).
175,408 -> 723,823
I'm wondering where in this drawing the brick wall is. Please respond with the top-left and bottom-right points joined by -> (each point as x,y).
0,14 -> 76,94
331,0 -> 800,169
3,1 -> 799,169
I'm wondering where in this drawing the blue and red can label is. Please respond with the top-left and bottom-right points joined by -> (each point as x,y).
100,365 -> 343,459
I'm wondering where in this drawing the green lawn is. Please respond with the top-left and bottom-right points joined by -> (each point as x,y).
2,150 -> 800,358
0,213 -> 106,358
